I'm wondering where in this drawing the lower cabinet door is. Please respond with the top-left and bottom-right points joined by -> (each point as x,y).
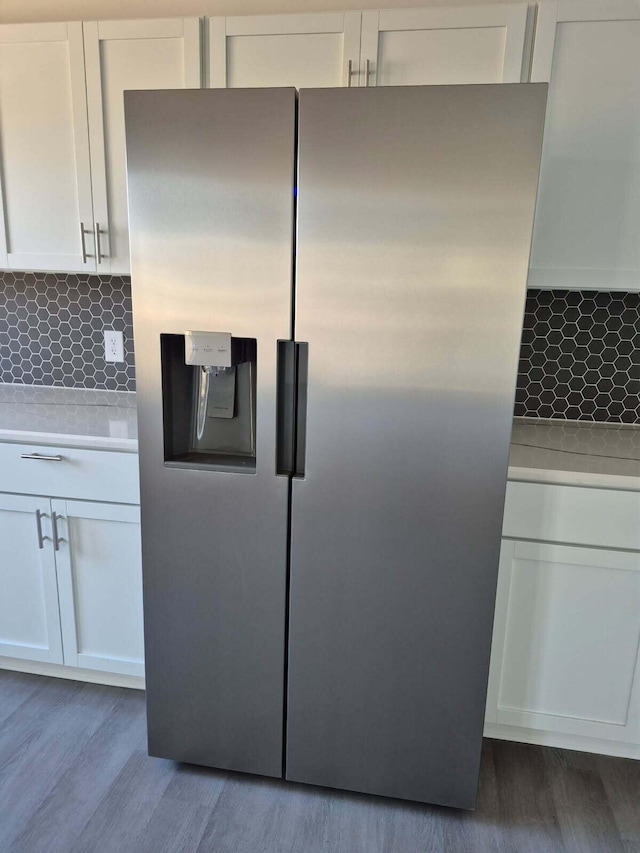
487,539 -> 640,746
53,499 -> 144,677
0,494 -> 63,663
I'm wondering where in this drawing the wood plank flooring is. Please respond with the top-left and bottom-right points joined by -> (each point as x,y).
0,671 -> 638,852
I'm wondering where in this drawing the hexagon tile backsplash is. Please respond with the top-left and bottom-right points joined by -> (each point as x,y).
515,290 -> 639,424
0,274 -> 638,423
0,271 -> 135,392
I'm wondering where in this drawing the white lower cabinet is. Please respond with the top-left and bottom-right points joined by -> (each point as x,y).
486,537 -> 640,757
3,437 -> 639,758
0,442 -> 143,684
53,500 -> 144,677
0,493 -> 143,678
0,494 -> 63,664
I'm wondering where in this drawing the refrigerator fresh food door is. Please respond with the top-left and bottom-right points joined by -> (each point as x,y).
125,88 -> 296,778
287,84 -> 547,808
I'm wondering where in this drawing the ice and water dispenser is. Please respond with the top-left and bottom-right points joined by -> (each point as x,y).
161,331 -> 257,472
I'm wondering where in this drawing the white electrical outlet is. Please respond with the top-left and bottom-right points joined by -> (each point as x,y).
104,330 -> 124,363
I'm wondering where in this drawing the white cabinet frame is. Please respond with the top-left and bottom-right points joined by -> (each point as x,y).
360,3 -> 529,87
83,18 -> 202,274
208,12 -> 362,88
0,22 -> 95,272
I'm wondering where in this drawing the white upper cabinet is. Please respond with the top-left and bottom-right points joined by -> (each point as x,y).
208,12 -> 362,88
83,18 -> 202,274
208,6 -> 528,90
530,0 -> 640,291
0,18 -> 201,275
6,3 -> 639,282
360,4 -> 528,87
0,23 -> 94,272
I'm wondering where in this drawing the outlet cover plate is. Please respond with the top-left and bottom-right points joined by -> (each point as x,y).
104,330 -> 124,363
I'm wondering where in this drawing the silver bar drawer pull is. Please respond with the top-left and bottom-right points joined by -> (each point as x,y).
21,453 -> 64,462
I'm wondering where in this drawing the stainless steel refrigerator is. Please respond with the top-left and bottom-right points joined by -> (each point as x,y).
124,84 -> 546,810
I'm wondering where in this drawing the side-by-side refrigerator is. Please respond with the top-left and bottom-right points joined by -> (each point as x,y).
124,84 -> 546,810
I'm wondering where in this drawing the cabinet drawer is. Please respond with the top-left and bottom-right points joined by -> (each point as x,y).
503,481 -> 640,551
0,442 -> 139,504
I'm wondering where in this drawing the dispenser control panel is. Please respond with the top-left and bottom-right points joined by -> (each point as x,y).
185,331 -> 232,367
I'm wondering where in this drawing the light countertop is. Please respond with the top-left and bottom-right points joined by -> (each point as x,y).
509,418 -> 640,491
0,384 -> 138,452
0,385 -> 639,489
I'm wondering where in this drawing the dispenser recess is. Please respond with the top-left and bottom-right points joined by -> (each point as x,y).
160,332 -> 257,473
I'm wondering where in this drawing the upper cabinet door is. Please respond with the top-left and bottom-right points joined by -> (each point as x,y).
84,18 -> 202,275
529,1 -> 640,291
0,23 -> 94,272
360,3 -> 528,87
208,12 -> 362,88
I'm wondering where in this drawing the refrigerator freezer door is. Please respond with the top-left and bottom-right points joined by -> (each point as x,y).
287,85 -> 547,807
125,88 -> 296,778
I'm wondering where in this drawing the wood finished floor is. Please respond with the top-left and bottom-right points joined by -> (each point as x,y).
0,671 -> 638,853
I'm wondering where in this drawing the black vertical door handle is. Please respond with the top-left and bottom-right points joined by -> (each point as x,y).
276,341 -> 308,478
276,341 -> 296,476
293,342 -> 308,478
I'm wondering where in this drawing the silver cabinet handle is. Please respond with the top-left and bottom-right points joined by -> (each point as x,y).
35,509 -> 50,550
79,222 -> 88,264
21,453 -> 63,462
51,512 -> 63,551
347,59 -> 352,88
95,222 -> 103,264
364,58 -> 370,87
